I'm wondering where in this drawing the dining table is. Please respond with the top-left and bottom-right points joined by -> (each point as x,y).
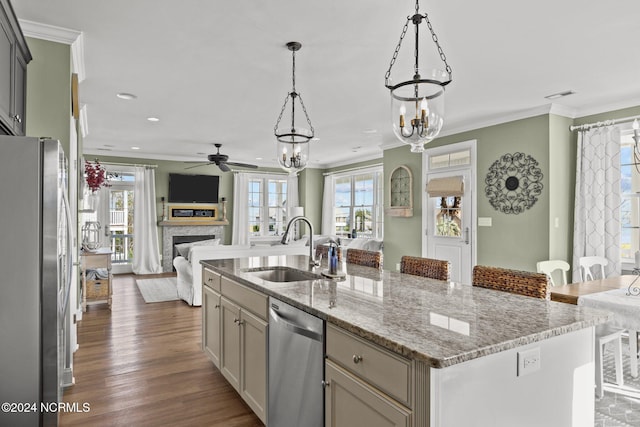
551,275 -> 640,382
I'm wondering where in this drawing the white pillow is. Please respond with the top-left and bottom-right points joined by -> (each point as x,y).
346,238 -> 368,249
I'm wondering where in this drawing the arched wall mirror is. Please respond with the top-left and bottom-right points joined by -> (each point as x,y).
386,165 -> 413,217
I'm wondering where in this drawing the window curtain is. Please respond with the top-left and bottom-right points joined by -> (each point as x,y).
232,172 -> 249,245
572,126 -> 621,281
321,174 -> 334,235
132,167 -> 162,274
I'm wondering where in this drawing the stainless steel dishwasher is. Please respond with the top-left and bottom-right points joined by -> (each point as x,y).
268,296 -> 324,427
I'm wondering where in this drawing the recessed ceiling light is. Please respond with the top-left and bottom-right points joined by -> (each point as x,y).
116,92 -> 137,100
147,117 -> 160,122
104,144 -> 115,147
363,129 -> 377,134
544,90 -> 576,100
131,146 -> 140,150
256,157 -> 263,160
311,137 -> 320,141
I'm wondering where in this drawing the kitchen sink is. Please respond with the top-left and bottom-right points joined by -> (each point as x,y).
243,266 -> 321,283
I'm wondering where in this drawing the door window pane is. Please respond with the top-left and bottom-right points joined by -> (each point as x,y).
434,196 -> 462,237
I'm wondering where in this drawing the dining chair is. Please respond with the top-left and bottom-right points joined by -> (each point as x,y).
535,260 -> 570,287
578,256 -> 608,281
472,265 -> 550,300
400,256 -> 450,281
316,244 -> 342,262
345,248 -> 382,269
595,324 -> 625,398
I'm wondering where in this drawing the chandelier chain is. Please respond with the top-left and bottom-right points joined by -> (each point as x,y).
291,50 -> 296,93
297,93 -> 314,134
424,12 -> 452,76
384,18 -> 410,85
273,93 -> 290,134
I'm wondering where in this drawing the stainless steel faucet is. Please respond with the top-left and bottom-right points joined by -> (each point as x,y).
281,215 -> 319,267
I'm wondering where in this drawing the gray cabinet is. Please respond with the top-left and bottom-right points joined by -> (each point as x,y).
0,0 -> 31,136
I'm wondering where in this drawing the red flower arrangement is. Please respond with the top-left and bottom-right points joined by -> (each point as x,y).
85,160 -> 111,193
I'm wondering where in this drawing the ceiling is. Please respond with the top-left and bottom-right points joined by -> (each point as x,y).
12,0 -> 640,169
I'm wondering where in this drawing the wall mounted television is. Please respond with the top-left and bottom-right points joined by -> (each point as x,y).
168,173 -> 219,203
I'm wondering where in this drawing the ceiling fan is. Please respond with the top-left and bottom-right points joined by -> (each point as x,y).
186,143 -> 258,172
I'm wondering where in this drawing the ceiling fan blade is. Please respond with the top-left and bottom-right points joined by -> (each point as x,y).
225,161 -> 258,169
184,162 -> 214,170
218,162 -> 231,172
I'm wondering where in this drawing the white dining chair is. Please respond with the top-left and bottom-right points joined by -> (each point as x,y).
578,256 -> 608,281
595,324 -> 625,398
536,260 -> 570,287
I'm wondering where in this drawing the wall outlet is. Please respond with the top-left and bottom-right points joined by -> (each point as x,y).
396,263 -> 401,271
517,347 -> 540,377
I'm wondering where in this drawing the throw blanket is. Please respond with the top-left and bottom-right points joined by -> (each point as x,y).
85,268 -> 109,280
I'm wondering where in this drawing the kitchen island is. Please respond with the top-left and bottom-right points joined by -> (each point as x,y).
201,255 -> 610,427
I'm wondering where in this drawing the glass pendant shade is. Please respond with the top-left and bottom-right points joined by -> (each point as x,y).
390,69 -> 446,152
277,140 -> 309,173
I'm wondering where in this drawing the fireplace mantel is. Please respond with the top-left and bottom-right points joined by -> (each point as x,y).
159,220 -> 229,227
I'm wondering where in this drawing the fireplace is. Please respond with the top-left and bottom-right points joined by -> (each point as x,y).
172,234 -> 215,261
160,224 -> 225,272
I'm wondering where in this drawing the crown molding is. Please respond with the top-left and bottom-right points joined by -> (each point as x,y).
572,97 -> 640,120
19,19 -> 85,81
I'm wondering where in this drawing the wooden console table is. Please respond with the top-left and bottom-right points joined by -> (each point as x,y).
80,248 -> 112,311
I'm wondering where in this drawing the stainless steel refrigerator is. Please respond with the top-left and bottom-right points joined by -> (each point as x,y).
0,136 -> 73,427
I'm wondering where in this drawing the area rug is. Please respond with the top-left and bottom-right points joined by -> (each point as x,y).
135,277 -> 179,303
595,335 -> 640,427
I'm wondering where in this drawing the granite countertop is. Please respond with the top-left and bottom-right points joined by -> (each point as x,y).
201,255 -> 610,368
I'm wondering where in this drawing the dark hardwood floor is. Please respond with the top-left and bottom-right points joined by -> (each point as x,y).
61,273 -> 262,427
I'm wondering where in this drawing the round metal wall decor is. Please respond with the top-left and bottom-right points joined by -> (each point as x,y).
485,152 -> 543,214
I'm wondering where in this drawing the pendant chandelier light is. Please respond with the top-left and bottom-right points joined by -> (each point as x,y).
385,0 -> 453,153
274,41 -> 314,173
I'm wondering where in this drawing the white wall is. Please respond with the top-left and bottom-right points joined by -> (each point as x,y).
430,327 -> 594,427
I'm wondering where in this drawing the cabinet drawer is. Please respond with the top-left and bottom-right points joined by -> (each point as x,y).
326,324 -> 411,407
221,276 -> 268,320
203,268 -> 221,292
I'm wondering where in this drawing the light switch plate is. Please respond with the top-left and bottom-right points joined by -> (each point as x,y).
478,217 -> 492,227
517,347 -> 541,376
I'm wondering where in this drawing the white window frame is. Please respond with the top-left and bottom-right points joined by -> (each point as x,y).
620,127 -> 639,269
247,173 -> 289,239
329,165 -> 383,239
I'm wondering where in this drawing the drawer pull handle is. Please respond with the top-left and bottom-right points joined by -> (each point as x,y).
352,354 -> 363,364
233,318 -> 239,324
207,277 -> 213,282
214,304 -> 220,309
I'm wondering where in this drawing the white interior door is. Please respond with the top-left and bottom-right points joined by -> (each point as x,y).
423,141 -> 476,285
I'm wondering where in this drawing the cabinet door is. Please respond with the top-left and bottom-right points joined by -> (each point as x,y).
325,361 -> 410,427
202,285 -> 221,368
11,51 -> 26,135
0,18 -> 12,132
220,297 -> 241,390
240,309 -> 267,424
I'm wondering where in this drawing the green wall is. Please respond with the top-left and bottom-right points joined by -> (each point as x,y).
383,115 -> 552,272
25,38 -> 71,154
87,154 -> 236,245
383,145 -> 423,268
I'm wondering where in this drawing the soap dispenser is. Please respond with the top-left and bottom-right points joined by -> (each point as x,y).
328,243 -> 338,275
